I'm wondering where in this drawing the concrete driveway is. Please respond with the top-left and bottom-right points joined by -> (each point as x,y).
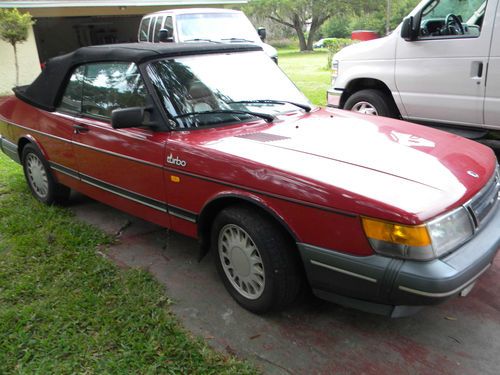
70,193 -> 500,375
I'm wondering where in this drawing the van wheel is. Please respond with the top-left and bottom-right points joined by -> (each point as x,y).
212,206 -> 303,313
22,144 -> 70,205
344,89 -> 397,118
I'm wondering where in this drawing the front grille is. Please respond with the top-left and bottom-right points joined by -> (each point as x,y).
466,168 -> 500,227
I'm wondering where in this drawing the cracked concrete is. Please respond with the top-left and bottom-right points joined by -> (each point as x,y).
70,192 -> 500,375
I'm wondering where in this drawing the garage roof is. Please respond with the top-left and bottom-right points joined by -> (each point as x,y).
14,42 -> 261,112
0,0 -> 247,8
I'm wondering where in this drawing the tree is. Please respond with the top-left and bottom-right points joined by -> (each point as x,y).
245,0 -> 378,51
0,8 -> 35,86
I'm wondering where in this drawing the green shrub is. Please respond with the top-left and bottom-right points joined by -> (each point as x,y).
324,38 -> 358,69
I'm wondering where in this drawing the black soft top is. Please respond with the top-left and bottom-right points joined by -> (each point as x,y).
14,42 -> 262,112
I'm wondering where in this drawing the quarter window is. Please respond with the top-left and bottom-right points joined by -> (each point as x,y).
82,62 -> 147,120
58,65 -> 84,113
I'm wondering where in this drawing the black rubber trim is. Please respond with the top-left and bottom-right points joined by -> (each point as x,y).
49,161 -> 197,222
49,161 -> 79,179
0,134 -> 20,163
80,172 -> 167,212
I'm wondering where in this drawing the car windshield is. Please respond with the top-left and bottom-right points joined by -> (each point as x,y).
146,51 -> 312,129
176,13 -> 259,42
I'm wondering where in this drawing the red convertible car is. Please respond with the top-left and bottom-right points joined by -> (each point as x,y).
0,43 -> 499,317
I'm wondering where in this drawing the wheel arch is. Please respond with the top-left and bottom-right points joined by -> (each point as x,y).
197,193 -> 300,260
18,135 -> 48,162
340,78 -> 401,117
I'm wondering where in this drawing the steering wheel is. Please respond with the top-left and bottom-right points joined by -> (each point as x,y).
445,13 -> 465,35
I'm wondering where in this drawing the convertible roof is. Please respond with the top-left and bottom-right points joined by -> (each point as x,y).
14,42 -> 262,112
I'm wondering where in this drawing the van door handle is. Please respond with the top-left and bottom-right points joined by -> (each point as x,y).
471,61 -> 484,83
73,124 -> 89,134
477,62 -> 483,77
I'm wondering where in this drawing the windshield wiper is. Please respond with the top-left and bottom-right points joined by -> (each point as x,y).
228,99 -> 312,113
172,109 -> 275,123
221,38 -> 255,43
183,38 -> 221,43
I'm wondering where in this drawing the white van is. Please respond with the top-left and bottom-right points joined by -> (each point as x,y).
327,0 -> 500,135
138,8 -> 278,63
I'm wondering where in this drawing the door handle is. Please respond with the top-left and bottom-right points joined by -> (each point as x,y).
471,61 -> 484,84
477,62 -> 483,77
73,124 -> 89,134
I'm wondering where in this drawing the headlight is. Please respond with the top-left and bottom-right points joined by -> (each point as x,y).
362,206 -> 474,261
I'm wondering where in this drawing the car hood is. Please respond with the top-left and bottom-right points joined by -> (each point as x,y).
179,109 -> 497,223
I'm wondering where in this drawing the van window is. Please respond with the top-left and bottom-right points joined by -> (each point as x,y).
148,16 -> 157,42
152,16 -> 164,43
165,16 -> 174,40
420,0 -> 487,38
139,18 -> 151,42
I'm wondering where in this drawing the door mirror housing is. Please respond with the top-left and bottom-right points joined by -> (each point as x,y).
401,16 -> 419,41
257,27 -> 266,42
159,29 -> 173,43
112,107 -> 157,129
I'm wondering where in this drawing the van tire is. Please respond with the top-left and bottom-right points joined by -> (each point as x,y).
344,89 -> 397,118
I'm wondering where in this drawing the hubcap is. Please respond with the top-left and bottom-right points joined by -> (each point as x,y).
351,101 -> 378,116
26,153 -> 49,199
218,224 -> 265,300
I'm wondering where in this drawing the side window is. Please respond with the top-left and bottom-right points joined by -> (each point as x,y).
153,16 -> 164,43
148,16 -> 157,42
82,62 -> 147,120
58,65 -> 84,113
420,0 -> 487,38
139,18 -> 151,42
165,16 -> 174,40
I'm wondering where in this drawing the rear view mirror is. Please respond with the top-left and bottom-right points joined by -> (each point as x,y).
112,107 -> 158,129
257,27 -> 267,42
401,16 -> 418,41
159,29 -> 173,43
112,107 -> 145,129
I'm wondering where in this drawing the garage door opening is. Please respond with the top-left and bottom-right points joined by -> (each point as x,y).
33,15 -> 142,63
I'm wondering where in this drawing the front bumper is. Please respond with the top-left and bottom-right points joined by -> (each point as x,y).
326,88 -> 343,108
298,200 -> 500,317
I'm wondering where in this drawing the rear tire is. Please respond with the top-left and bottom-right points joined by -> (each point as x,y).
22,144 -> 70,205
344,89 -> 397,118
212,206 -> 303,313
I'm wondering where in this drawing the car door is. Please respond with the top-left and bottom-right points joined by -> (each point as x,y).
71,61 -> 170,227
484,1 -> 500,130
395,0 -> 495,127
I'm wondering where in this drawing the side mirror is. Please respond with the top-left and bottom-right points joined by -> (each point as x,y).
159,29 -> 173,43
112,107 -> 156,129
257,27 -> 266,42
401,16 -> 418,41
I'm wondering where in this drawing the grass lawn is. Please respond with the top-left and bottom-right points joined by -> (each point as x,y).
278,49 -> 331,107
0,153 -> 255,374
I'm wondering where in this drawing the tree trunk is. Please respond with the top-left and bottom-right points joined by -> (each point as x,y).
13,43 -> 19,86
292,15 -> 307,51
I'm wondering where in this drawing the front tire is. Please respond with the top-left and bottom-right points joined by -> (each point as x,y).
22,144 -> 70,205
212,206 -> 303,313
344,89 -> 397,118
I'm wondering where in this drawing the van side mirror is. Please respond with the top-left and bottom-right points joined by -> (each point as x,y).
159,29 -> 173,43
112,107 -> 158,129
257,27 -> 267,42
401,16 -> 418,41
